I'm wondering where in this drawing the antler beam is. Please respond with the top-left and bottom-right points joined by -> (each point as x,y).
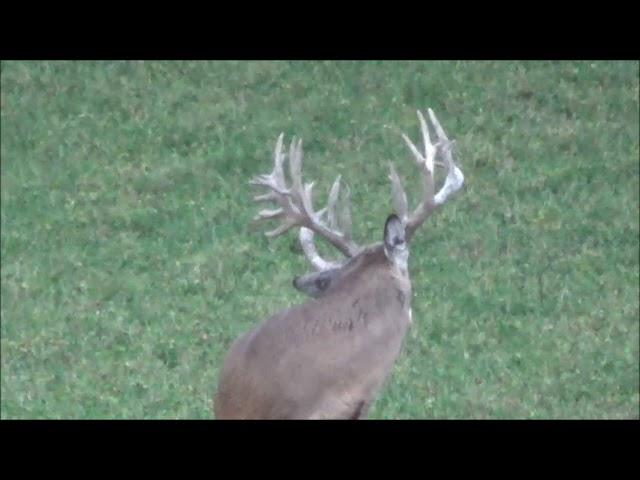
389,109 -> 464,240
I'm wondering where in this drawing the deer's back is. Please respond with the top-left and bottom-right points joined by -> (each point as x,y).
214,268 -> 411,419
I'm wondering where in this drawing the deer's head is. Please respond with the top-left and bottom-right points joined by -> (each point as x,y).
250,109 -> 464,299
215,109 -> 464,420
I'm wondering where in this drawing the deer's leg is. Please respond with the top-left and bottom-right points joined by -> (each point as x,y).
347,400 -> 372,420
305,394 -> 370,420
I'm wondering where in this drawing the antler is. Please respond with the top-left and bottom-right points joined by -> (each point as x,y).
389,109 -> 464,241
251,109 -> 463,272
250,134 -> 359,269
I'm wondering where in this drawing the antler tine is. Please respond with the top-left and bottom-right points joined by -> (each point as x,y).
401,111 -> 436,175
250,132 -> 293,203
326,175 -> 341,231
399,109 -> 464,240
427,108 -> 449,143
433,140 -> 464,206
288,137 -> 303,206
265,219 -> 298,238
298,174 -> 356,271
426,109 -> 464,206
417,110 -> 436,175
324,174 -> 352,242
388,162 -> 409,223
251,134 -> 360,264
337,184 -> 352,242
273,132 -> 286,188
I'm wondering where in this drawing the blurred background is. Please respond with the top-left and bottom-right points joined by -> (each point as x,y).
1,60 -> 638,418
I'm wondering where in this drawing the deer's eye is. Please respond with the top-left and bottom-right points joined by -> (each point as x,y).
316,277 -> 330,291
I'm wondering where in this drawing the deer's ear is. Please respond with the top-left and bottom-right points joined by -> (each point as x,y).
293,268 -> 341,298
383,214 -> 408,267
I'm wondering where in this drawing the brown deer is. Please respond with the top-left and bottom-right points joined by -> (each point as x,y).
214,109 -> 464,419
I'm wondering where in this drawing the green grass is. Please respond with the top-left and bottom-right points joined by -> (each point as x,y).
1,61 -> 638,419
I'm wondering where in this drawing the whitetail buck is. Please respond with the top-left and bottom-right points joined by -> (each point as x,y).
214,109 -> 464,419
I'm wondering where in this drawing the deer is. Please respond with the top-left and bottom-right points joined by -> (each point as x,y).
213,109 -> 464,419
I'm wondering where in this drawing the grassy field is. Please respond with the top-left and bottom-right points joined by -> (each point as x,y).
1,61 -> 638,419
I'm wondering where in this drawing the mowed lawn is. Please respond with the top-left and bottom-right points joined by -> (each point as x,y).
1,61 -> 638,419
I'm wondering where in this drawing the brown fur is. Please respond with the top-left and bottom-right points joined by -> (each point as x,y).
213,245 -> 412,419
